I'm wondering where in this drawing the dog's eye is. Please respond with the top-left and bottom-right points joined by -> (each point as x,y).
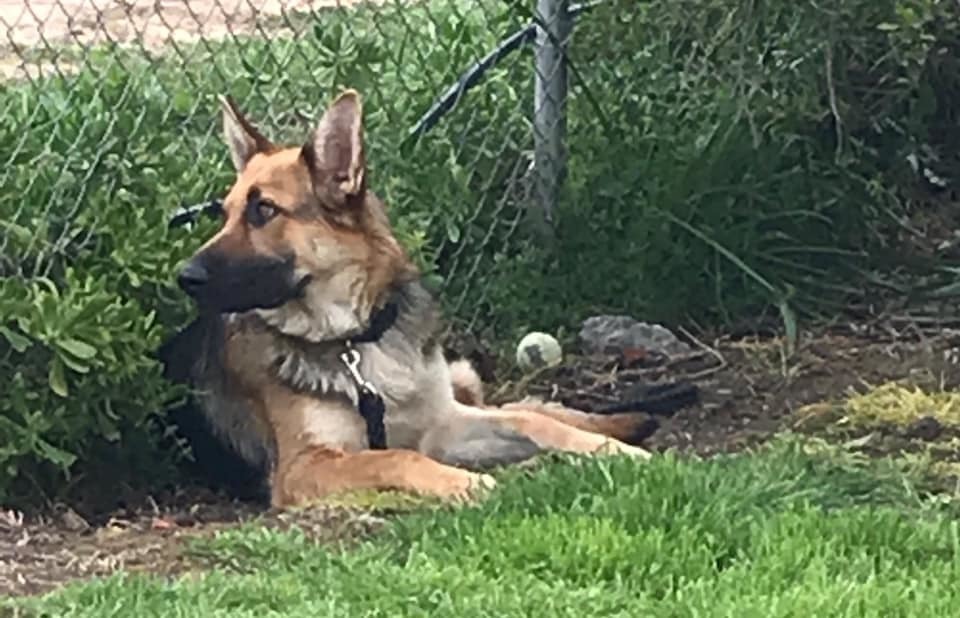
258,202 -> 279,222
246,198 -> 280,228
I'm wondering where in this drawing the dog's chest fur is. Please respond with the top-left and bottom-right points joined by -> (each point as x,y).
193,279 -> 453,469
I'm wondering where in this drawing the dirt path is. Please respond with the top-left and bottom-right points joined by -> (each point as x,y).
0,0 -> 378,79
4,328 -> 959,598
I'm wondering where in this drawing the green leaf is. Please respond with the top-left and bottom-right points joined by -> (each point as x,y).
778,300 -> 798,357
422,273 -> 445,294
97,412 -> 121,442
0,220 -> 32,245
48,356 -> 68,398
35,438 -> 77,469
58,352 -> 91,374
446,220 -> 461,244
172,89 -> 193,114
0,326 -> 31,353
57,338 -> 98,360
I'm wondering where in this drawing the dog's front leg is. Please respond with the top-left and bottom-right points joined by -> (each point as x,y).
273,445 -> 496,509
264,389 -> 494,509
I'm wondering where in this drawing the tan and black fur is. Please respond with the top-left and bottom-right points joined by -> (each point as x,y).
171,88 -> 655,509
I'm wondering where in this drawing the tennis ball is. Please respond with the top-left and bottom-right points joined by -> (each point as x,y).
516,331 -> 563,371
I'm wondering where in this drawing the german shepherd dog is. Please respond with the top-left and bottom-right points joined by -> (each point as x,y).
171,88 -> 655,509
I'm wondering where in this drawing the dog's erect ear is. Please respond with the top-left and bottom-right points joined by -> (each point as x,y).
301,89 -> 365,206
218,95 -> 275,173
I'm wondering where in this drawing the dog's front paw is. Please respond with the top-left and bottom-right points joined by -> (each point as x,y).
434,470 -> 496,503
595,439 -> 653,460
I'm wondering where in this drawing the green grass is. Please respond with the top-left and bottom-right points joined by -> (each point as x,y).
13,439 -> 960,617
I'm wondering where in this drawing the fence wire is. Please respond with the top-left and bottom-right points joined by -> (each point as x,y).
0,0 -> 581,338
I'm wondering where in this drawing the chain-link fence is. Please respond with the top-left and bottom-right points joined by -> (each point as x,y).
0,0 -> 592,339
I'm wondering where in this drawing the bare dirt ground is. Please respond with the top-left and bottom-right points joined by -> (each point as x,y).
4,325 -> 960,598
0,0 -> 377,79
0,493 -> 388,597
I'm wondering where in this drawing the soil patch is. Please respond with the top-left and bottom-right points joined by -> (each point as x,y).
1,486 -> 388,598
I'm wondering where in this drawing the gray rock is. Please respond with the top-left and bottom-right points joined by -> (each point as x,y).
578,315 -> 691,357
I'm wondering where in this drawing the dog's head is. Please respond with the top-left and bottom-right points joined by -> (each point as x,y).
177,89 -> 412,319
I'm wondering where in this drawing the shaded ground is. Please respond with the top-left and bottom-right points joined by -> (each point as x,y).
3,326 -> 960,598
0,489 -> 389,597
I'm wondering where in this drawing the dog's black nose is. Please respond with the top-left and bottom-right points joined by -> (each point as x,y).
177,259 -> 209,295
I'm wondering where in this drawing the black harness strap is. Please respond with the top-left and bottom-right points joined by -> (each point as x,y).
350,302 -> 399,344
356,386 -> 387,450
339,302 -> 398,450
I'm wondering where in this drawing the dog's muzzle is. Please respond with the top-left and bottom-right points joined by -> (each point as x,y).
177,258 -> 210,298
176,251 -> 306,313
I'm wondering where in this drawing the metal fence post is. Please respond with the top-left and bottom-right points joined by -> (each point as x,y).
532,0 -> 572,237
